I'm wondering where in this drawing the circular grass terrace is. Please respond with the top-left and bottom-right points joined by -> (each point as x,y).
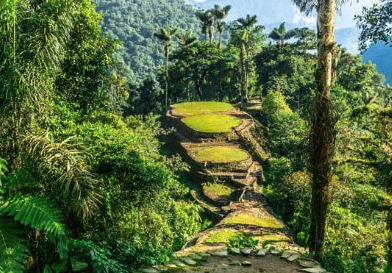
171,101 -> 233,116
189,146 -> 249,163
182,114 -> 241,133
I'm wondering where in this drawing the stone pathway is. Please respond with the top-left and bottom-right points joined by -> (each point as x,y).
139,106 -> 329,273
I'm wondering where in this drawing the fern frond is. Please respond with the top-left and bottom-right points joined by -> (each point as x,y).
1,195 -> 66,239
23,133 -> 102,219
0,218 -> 28,273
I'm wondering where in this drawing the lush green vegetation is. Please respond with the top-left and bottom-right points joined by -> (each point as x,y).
1,0 -> 392,272
190,146 -> 249,163
183,114 -> 241,133
172,101 -> 233,116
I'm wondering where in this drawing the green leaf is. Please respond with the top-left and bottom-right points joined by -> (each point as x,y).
1,195 -> 66,239
43,265 -> 53,273
71,258 -> 88,271
51,260 -> 68,273
0,217 -> 28,273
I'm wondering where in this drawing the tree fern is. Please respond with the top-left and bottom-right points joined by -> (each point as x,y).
0,218 -> 28,273
1,195 -> 66,239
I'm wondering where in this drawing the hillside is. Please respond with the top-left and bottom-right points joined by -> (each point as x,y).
362,43 -> 392,85
95,0 -> 202,85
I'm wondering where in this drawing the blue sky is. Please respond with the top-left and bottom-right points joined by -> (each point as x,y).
188,0 -> 379,29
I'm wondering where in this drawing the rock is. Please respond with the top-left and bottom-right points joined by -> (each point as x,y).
240,247 -> 253,255
189,253 -> 203,261
301,268 -> 327,273
287,254 -> 300,262
141,268 -> 159,273
171,260 -> 186,267
180,257 -> 197,266
229,247 -> 241,255
221,263 -> 229,267
270,249 -> 280,255
152,264 -> 168,272
299,259 -> 320,268
197,253 -> 211,258
164,263 -> 177,269
256,248 -> 268,256
281,251 -> 296,258
229,260 -> 242,266
241,261 -> 252,266
210,249 -> 228,257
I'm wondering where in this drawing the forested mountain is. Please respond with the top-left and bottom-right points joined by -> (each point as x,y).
363,42 -> 392,85
95,0 -> 202,85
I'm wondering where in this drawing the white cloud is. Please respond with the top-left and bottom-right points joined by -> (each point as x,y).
193,0 -> 207,2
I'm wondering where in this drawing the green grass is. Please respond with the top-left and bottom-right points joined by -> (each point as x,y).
203,229 -> 242,244
190,146 -> 249,163
171,101 -> 233,116
224,214 -> 283,229
204,183 -> 234,198
182,114 -> 241,133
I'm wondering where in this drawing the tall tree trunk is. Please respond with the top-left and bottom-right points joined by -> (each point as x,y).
165,47 -> 169,112
218,31 -> 222,49
240,42 -> 246,105
309,0 -> 336,261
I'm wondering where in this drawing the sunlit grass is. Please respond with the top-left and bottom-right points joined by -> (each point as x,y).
224,214 -> 283,229
190,146 -> 249,163
204,183 -> 235,198
171,101 -> 233,116
182,114 -> 241,133
203,229 -> 242,244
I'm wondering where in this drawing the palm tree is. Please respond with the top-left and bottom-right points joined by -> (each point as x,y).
211,5 -> 231,48
268,22 -> 297,47
234,14 -> 258,104
195,10 -> 214,43
154,25 -> 177,112
176,29 -> 197,46
292,0 -> 349,261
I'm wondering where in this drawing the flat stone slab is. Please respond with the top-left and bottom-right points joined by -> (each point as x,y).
281,251 -> 296,258
241,261 -> 252,266
164,263 -> 177,269
197,253 -> 210,258
180,257 -> 197,266
257,248 -> 268,256
270,249 -> 280,255
152,265 -> 168,272
229,247 -> 241,254
240,247 -> 253,255
287,254 -> 301,262
171,260 -> 186,267
301,268 -> 327,273
210,249 -> 228,257
189,253 -> 203,261
141,268 -> 159,273
299,259 -> 320,268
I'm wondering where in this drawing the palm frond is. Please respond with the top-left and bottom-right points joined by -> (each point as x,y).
0,218 -> 28,273
1,195 -> 66,239
23,133 -> 102,219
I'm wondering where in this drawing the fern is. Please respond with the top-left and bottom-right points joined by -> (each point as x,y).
1,195 -> 66,239
0,218 -> 28,273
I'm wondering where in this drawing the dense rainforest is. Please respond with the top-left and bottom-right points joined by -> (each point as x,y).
1,0 -> 392,272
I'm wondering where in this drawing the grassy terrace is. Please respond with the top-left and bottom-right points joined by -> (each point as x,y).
224,214 -> 283,229
171,101 -> 233,116
182,114 -> 241,133
190,146 -> 249,163
204,183 -> 235,198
